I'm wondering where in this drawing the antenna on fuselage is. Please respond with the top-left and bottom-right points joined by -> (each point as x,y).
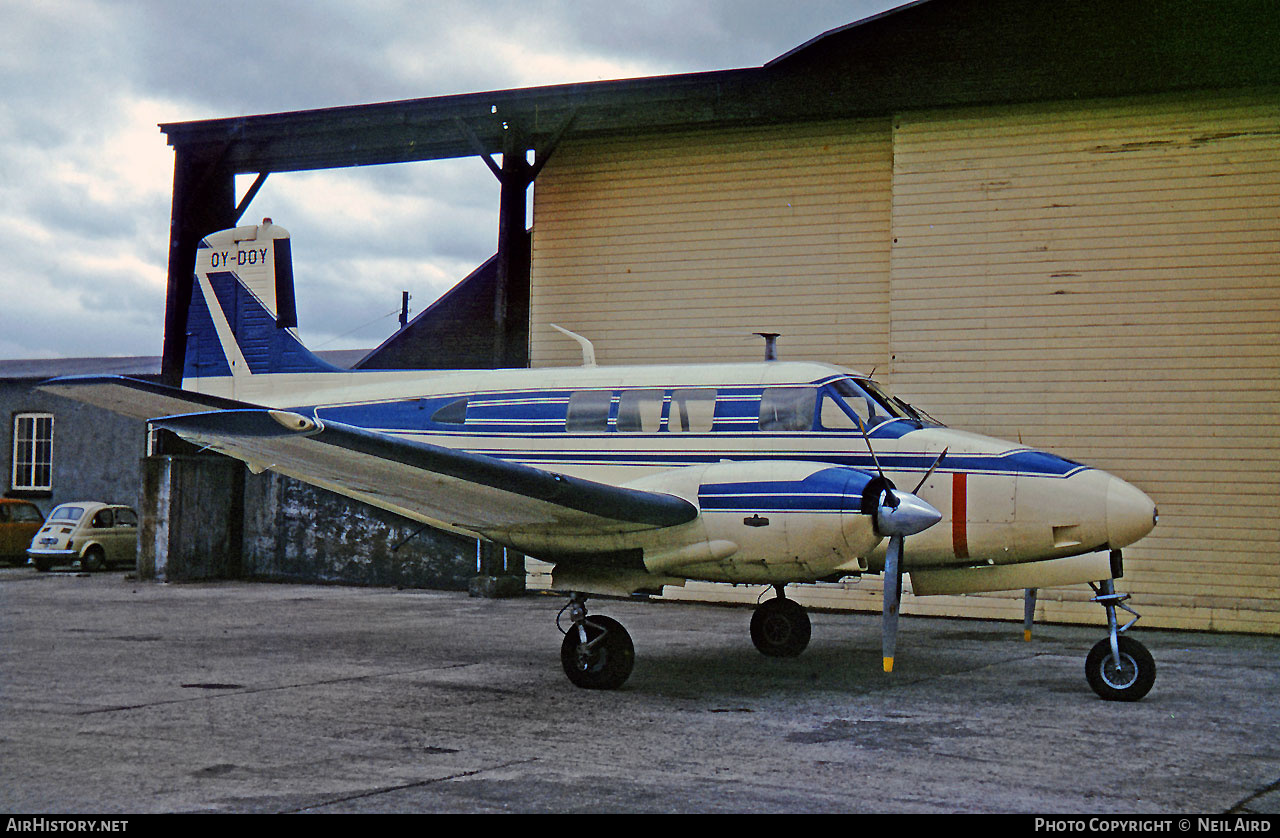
550,324 -> 597,367
754,332 -> 780,361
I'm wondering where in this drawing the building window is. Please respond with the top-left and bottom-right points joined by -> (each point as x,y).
12,413 -> 54,492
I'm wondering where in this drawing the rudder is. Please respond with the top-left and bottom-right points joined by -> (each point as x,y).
182,219 -> 341,388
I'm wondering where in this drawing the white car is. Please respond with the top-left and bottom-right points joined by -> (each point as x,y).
27,502 -> 138,572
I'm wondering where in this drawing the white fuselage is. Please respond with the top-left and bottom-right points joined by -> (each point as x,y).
185,359 -> 1157,586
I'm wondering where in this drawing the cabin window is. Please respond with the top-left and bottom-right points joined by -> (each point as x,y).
759,388 -> 816,431
617,390 -> 664,433
669,389 -> 716,433
566,390 -> 612,432
833,378 -> 915,429
820,393 -> 864,430
430,398 -> 468,426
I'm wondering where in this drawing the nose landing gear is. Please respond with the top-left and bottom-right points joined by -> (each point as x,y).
1084,575 -> 1156,702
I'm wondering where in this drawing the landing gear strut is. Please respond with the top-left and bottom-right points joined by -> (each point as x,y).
1084,574 -> 1156,702
750,586 -> 811,658
558,594 -> 635,690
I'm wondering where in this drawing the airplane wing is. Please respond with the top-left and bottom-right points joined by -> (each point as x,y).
39,375 -> 258,420
152,409 -> 698,538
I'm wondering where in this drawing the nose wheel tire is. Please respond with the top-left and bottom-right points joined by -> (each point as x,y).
1085,635 -> 1156,702
750,597 -> 811,658
561,615 -> 635,690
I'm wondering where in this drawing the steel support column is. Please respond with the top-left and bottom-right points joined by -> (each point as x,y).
160,148 -> 237,387
493,123 -> 532,369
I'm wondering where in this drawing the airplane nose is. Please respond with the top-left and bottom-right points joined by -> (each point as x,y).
1106,475 -> 1157,549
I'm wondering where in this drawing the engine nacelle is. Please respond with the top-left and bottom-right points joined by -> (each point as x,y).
630,460 -> 882,584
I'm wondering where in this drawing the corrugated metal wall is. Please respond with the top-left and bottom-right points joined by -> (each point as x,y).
889,89 -> 1280,632
530,119 -> 893,372
528,89 -> 1280,633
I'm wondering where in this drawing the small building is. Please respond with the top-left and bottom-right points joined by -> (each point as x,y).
0,350 -> 483,589
1,356 -> 162,517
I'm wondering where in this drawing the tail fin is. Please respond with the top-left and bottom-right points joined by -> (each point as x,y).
183,219 -> 342,388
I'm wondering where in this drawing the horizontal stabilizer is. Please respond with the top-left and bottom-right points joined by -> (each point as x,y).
39,375 -> 259,421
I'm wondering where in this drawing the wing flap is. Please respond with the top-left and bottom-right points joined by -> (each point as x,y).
154,409 -> 698,537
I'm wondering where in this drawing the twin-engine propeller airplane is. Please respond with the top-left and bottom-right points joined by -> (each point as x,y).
45,221 -> 1160,700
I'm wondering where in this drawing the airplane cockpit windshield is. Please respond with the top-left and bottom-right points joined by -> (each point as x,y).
819,378 -> 935,431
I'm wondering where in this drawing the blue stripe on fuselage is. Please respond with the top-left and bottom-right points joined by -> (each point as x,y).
303,389 -> 1089,480
314,393 -> 923,439
459,447 -> 1086,479
699,467 -> 875,513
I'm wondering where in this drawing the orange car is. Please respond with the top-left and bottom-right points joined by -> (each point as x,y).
0,499 -> 45,565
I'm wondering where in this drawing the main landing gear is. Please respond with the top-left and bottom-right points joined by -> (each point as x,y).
1083,576 -> 1156,702
557,575 -> 1156,700
556,587 -> 815,690
558,594 -> 635,690
750,585 -> 811,658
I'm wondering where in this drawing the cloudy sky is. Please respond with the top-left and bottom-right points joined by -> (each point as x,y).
0,0 -> 902,360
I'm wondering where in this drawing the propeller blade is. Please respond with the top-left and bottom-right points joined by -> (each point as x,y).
911,447 -> 949,495
851,407 -> 943,675
882,534 -> 903,672
854,414 -> 886,480
876,491 -> 940,674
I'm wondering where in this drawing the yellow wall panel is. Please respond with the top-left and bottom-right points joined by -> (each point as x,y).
530,119 -> 893,373
890,89 -> 1280,632
526,89 -> 1280,634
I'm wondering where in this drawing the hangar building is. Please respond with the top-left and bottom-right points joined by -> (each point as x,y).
155,0 -> 1279,633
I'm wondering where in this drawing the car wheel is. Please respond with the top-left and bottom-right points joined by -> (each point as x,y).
80,546 -> 106,573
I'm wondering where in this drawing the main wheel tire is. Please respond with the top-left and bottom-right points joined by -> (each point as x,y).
750,597 -> 812,658
33,557 -> 53,572
80,547 -> 106,573
1085,635 -> 1156,702
561,615 -> 635,690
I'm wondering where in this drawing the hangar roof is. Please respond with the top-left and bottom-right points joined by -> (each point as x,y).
0,356 -> 162,382
0,351 -> 366,382
158,0 -> 1280,174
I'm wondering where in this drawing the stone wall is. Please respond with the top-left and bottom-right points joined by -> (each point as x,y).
241,470 -> 480,590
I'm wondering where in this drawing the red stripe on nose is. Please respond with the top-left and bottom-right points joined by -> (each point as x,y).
952,472 -> 969,559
